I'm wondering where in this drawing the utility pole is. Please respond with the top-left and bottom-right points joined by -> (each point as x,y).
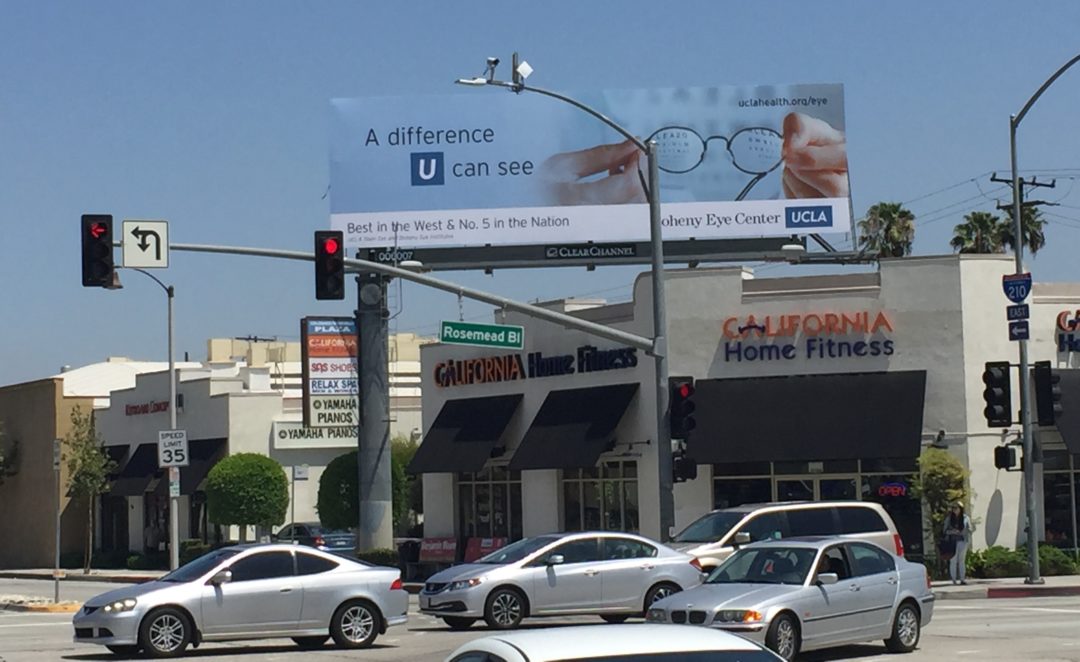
990,172 -> 1055,584
356,270 -> 393,550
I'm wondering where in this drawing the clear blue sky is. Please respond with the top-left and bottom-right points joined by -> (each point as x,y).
3,0 -> 1080,385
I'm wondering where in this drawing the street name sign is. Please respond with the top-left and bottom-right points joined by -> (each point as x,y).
122,220 -> 169,268
1002,273 -> 1032,304
440,320 -> 524,350
1006,304 -> 1030,321
302,317 -> 359,428
157,429 -> 189,468
1008,320 -> 1030,342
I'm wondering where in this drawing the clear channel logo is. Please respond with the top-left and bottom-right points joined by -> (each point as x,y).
410,152 -> 445,186
785,205 -> 833,229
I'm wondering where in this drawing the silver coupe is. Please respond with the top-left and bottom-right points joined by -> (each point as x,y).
420,531 -> 705,629
646,537 -> 934,660
73,543 -> 408,658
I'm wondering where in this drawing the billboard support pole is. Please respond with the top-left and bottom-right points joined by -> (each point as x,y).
356,271 -> 393,551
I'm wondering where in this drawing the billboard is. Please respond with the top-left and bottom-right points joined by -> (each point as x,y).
301,317 -> 358,428
330,83 -> 851,249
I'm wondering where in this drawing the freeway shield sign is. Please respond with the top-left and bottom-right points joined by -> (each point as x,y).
440,320 -> 524,350
1002,273 -> 1032,304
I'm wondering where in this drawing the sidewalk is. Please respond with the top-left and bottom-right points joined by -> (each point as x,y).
932,574 -> 1080,599
0,568 -> 425,593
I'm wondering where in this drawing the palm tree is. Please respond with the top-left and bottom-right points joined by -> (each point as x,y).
950,211 -> 1005,254
857,202 -> 916,257
999,205 -> 1047,255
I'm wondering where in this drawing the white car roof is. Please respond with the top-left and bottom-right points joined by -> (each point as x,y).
448,624 -> 765,661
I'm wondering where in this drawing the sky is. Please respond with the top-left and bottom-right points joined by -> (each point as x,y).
3,0 -> 1080,385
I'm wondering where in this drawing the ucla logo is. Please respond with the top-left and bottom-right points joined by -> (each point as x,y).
785,205 -> 833,228
410,152 -> 445,186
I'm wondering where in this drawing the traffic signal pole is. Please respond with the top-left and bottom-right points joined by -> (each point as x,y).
356,271 -> 393,551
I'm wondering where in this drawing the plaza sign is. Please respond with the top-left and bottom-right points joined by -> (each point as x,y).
301,317 -> 359,428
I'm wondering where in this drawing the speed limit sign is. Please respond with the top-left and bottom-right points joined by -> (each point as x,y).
158,430 -> 189,468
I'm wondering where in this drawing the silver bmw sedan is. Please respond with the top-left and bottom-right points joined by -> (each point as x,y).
646,537 -> 934,661
419,531 -> 705,630
73,543 -> 408,658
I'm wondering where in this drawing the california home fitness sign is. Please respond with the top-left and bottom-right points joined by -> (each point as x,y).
434,345 -> 638,388
722,310 -> 896,363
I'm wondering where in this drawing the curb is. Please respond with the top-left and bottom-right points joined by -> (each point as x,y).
0,572 -> 159,584
987,585 -> 1080,599
1,602 -> 82,613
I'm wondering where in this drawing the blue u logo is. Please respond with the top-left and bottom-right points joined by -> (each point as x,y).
410,152 -> 445,186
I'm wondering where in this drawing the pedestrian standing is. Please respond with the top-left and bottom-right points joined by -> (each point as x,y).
943,502 -> 972,585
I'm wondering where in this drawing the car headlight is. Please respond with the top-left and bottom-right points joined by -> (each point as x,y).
448,578 -> 482,591
102,598 -> 137,613
715,609 -> 762,623
646,608 -> 667,623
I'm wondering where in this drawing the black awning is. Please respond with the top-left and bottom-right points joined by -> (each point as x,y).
509,383 -> 639,471
688,371 -> 927,464
109,443 -> 159,497
407,394 -> 523,474
154,439 -> 227,496
1054,369 -> 1080,454
104,445 -> 129,479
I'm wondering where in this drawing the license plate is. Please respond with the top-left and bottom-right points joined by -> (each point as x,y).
420,596 -> 430,609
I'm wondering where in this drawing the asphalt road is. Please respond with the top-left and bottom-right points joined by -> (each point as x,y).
2,582 -> 1079,662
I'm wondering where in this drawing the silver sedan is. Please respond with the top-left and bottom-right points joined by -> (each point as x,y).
647,537 -> 934,660
420,531 -> 704,630
73,543 -> 408,658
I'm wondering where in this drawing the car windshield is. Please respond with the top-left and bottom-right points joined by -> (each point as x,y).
474,536 -> 561,564
673,511 -> 747,543
706,547 -> 817,585
553,652 -> 778,661
158,549 -> 240,583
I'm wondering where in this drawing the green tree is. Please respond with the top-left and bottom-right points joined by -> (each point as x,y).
63,407 -> 117,574
912,447 -> 973,571
316,446 -> 412,533
950,211 -> 1006,254
857,202 -> 916,257
999,205 -> 1047,255
391,434 -> 423,526
206,453 -> 288,541
0,421 -> 19,486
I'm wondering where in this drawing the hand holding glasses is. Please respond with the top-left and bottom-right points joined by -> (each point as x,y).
648,126 -> 783,200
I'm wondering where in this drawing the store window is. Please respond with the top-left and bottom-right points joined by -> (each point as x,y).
563,461 -> 638,533
1043,450 -> 1079,552
457,467 -> 523,541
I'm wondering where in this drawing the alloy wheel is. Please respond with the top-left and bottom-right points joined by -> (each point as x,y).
897,607 -> 919,647
775,618 -> 797,659
148,614 -> 184,653
491,592 -> 522,626
340,604 -> 375,643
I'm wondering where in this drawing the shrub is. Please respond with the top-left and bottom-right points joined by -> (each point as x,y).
59,550 -> 128,570
206,453 -> 289,535
179,539 -> 212,566
912,447 -> 972,573
977,546 -> 1027,578
356,548 -> 400,568
1039,544 -> 1078,576
317,449 -> 411,532
125,552 -> 167,571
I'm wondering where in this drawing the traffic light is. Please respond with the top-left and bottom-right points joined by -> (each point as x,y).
314,230 -> 345,300
994,445 -> 1017,470
80,214 -> 114,287
669,377 -> 697,439
673,452 -> 698,483
1033,360 -> 1064,426
982,361 -> 1012,428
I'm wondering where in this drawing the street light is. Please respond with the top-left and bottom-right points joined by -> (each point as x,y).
455,54 -> 677,539
1008,52 -> 1080,585
109,267 -> 180,570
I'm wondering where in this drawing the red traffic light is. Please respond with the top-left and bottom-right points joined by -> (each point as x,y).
89,222 -> 107,239
323,237 -> 340,255
677,383 -> 693,399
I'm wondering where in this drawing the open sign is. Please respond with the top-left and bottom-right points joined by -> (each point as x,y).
878,482 -> 908,498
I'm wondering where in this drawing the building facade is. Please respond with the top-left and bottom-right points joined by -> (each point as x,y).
415,255 -> 1080,560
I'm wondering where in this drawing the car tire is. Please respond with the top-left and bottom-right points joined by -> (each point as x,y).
330,600 -> 380,649
884,601 -> 921,653
442,616 -> 477,630
138,607 -> 192,659
643,582 -> 681,613
765,612 -> 800,661
484,588 -> 526,629
292,635 -> 329,649
601,614 -> 631,624
105,644 -> 139,656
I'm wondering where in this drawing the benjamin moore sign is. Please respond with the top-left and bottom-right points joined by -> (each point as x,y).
433,344 -> 638,388
301,317 -> 359,428
330,83 -> 852,249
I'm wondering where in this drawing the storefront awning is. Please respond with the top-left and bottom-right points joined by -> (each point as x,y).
688,371 -> 927,464
154,439 -> 226,496
1054,369 -> 1080,454
108,443 -> 159,497
104,445 -> 129,477
509,383 -> 639,471
407,394 -> 523,474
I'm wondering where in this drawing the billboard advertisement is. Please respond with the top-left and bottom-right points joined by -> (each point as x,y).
301,317 -> 358,428
330,83 -> 851,249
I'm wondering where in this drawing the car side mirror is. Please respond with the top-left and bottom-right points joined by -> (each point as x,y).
733,531 -> 752,546
816,572 -> 839,586
545,554 -> 565,566
210,569 -> 233,585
